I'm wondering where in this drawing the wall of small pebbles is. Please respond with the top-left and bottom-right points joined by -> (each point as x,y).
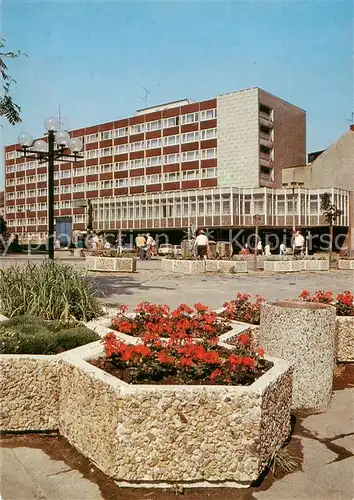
336,317 -> 354,362
86,256 -> 136,272
0,355 -> 59,431
338,259 -> 354,270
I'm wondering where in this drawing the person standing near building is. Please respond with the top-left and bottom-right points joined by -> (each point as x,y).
294,230 -> 305,258
279,242 -> 286,256
257,240 -> 263,256
146,233 -> 156,258
194,230 -> 209,260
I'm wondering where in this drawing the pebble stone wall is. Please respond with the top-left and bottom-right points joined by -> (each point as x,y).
161,259 -> 247,274
260,301 -> 336,413
338,260 -> 354,270
58,344 -> 292,488
0,355 -> 59,431
336,317 -> 354,362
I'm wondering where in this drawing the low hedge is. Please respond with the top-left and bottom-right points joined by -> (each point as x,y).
0,315 -> 100,354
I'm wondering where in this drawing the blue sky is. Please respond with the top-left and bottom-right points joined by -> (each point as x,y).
1,0 -> 353,188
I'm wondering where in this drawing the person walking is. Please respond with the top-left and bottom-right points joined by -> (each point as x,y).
279,242 -> 286,256
264,244 -> 271,256
257,240 -> 263,256
146,233 -> 156,258
194,230 -> 209,261
294,230 -> 305,258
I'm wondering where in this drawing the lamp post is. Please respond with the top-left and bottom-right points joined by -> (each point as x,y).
253,214 -> 262,271
282,181 -> 304,234
17,118 -> 83,259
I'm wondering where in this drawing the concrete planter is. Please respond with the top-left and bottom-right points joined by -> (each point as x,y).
336,316 -> 354,362
302,259 -> 329,271
205,260 -> 248,274
260,301 -> 336,414
161,259 -> 205,274
263,260 -> 303,272
59,343 -> 292,488
338,259 -> 354,270
86,256 -> 136,273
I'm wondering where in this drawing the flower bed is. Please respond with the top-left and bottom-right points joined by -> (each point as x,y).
299,290 -> 354,362
110,302 -> 232,341
338,259 -> 354,270
221,293 -> 264,325
59,340 -> 292,487
86,256 -> 137,273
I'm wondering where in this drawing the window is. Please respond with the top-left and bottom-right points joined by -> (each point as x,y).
6,178 -> 15,186
54,186 -> 60,195
146,138 -> 161,149
73,184 -> 84,193
100,163 -> 113,173
146,174 -> 161,185
100,131 -> 112,141
100,147 -> 113,157
201,148 -> 217,159
182,169 -> 199,180
146,156 -> 161,167
16,177 -> 25,185
37,188 -> 47,196
86,133 -> 99,143
38,202 -> 48,211
164,153 -> 180,164
26,175 -> 36,183
182,150 -> 199,162
60,200 -> 71,209
163,172 -> 180,183
146,120 -> 161,132
201,128 -> 217,140
116,178 -> 128,188
60,185 -> 71,194
115,161 -> 129,171
38,217 -> 47,225
26,161 -> 37,170
37,173 -> 48,182
222,195 -> 231,215
27,189 -> 36,197
130,158 -> 144,169
7,205 -> 16,213
201,168 -> 217,179
7,219 -> 15,227
73,168 -> 84,177
181,131 -> 199,143
200,109 -> 217,121
260,145 -> 271,155
116,144 -> 129,154
163,116 -> 179,128
130,123 -> 144,134
60,170 -> 71,179
86,149 -> 98,159
130,141 -> 145,152
87,182 -> 98,190
86,165 -> 99,175
6,165 -> 15,173
6,151 -> 16,160
73,214 -> 85,223
27,204 -> 36,211
181,112 -> 199,125
259,104 -> 273,118
130,176 -> 144,186
16,191 -> 25,199
100,180 -> 113,189
163,135 -> 180,147
16,163 -> 26,172
114,127 -> 128,138
6,192 -> 15,200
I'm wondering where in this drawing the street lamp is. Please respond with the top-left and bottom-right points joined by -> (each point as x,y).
282,181 -> 304,233
253,214 -> 262,271
17,118 -> 83,259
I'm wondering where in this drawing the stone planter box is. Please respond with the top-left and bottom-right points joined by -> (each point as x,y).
260,301 -> 336,414
205,260 -> 248,274
59,343 -> 292,488
302,259 -> 329,271
86,256 -> 136,273
338,259 -> 354,270
336,316 -> 354,362
263,260 -> 303,272
161,259 -> 205,274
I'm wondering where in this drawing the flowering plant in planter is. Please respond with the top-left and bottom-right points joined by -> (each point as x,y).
96,329 -> 269,386
221,293 -> 265,325
299,290 -> 354,316
111,302 -> 231,341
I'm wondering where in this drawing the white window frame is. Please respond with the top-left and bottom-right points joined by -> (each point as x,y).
201,128 -> 217,140
100,147 -> 113,157
116,144 -> 129,154
130,141 -> 145,152
100,130 -> 112,141
130,159 -> 145,169
86,149 -> 98,159
201,167 -> 217,179
181,112 -> 199,125
182,169 -> 199,180
201,148 -> 217,159
130,123 -> 145,134
146,138 -> 162,149
116,178 -> 128,188
115,161 -> 129,171
145,120 -> 161,132
114,127 -> 128,138
182,150 -> 200,162
163,135 -> 180,147
73,168 -> 84,177
146,156 -> 161,167
86,133 -> 99,143
200,109 -> 217,121
146,174 -> 161,185
163,117 -> 179,128
181,131 -> 199,143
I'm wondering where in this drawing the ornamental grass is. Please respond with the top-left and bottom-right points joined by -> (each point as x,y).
0,260 -> 102,321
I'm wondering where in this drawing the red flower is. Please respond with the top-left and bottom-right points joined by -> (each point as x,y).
258,347 -> 264,357
238,334 -> 250,346
134,345 -> 152,357
210,369 -> 222,381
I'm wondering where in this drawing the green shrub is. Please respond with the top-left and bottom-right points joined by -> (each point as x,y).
0,260 -> 103,321
0,315 -> 100,354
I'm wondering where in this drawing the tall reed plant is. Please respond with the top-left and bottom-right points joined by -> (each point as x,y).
0,260 -> 103,321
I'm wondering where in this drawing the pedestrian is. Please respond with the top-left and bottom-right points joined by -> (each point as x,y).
279,242 -> 286,256
257,240 -> 263,256
264,244 -> 271,256
194,230 -> 209,261
146,233 -> 156,258
294,230 -> 305,258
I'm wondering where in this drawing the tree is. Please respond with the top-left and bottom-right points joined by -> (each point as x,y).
0,39 -> 25,125
320,192 -> 343,265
